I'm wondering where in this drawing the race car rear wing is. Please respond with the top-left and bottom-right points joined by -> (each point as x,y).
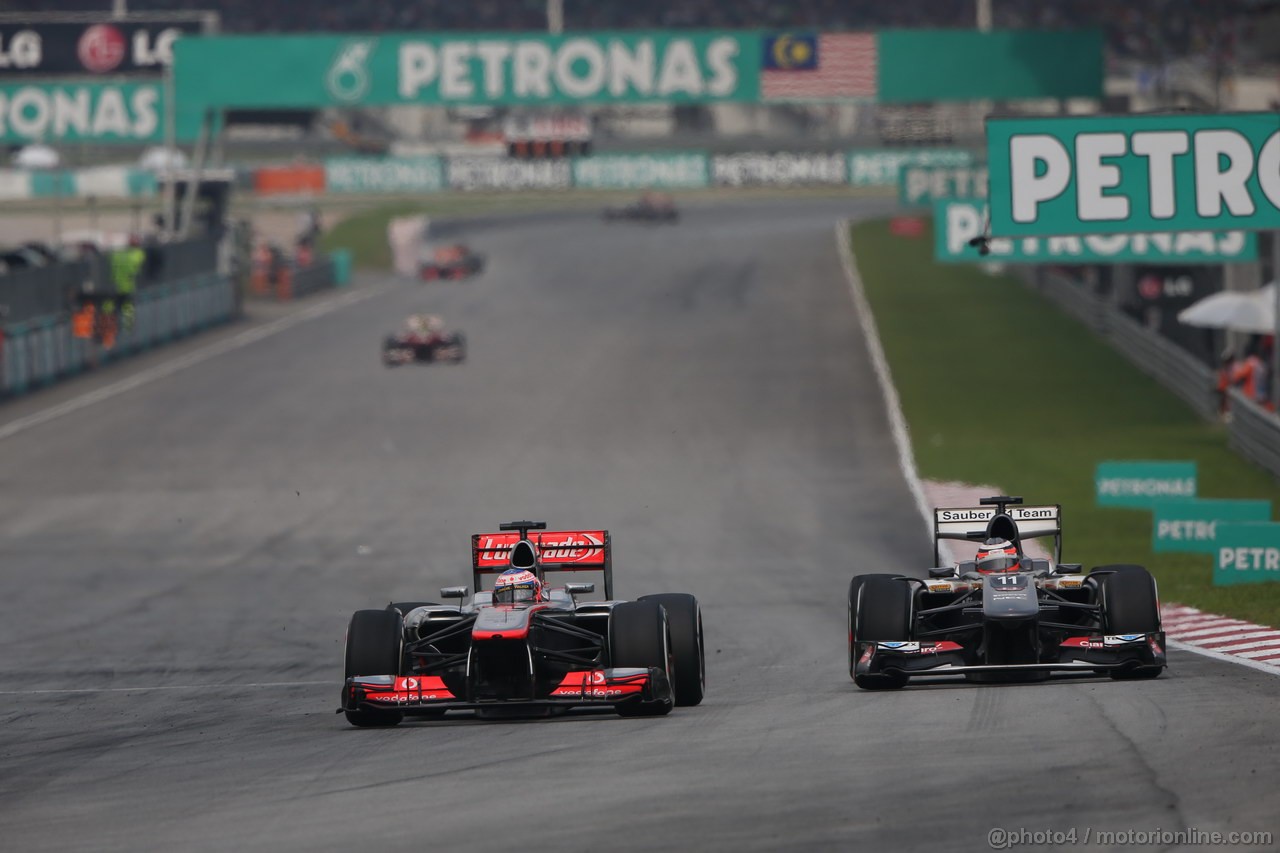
471,522 -> 614,599
933,498 -> 1062,565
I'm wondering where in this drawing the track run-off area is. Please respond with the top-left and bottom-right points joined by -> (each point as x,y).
1,198 -> 1277,852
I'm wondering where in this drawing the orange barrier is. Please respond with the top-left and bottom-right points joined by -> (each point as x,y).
253,165 -> 326,195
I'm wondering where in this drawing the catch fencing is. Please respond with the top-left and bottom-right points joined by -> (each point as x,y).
1,273 -> 236,398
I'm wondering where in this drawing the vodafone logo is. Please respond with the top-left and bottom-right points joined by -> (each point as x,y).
78,24 -> 126,73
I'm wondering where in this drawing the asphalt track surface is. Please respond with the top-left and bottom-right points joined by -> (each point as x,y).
2,199 -> 1278,853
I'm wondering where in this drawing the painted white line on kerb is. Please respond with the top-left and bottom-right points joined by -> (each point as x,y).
834,219 -> 943,559
0,285 -> 385,444
832,220 -> 1279,677
0,680 -> 336,695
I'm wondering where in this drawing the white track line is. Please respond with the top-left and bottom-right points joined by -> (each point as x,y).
0,284 -> 385,444
0,680 -> 336,695
832,220 -> 1279,677
834,219 -> 941,559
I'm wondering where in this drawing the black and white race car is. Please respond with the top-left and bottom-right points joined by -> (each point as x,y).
849,496 -> 1166,689
340,521 -> 705,725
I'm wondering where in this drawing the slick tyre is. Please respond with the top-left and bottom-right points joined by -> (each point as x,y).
344,609 -> 405,727
639,594 -> 704,706
1098,565 -> 1164,680
609,601 -> 675,717
847,573 -> 899,680
853,576 -> 913,690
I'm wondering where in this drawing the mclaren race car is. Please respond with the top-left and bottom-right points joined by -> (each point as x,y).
603,191 -> 679,223
849,496 -> 1166,689
381,315 -> 466,366
419,243 -> 485,280
339,521 -> 705,725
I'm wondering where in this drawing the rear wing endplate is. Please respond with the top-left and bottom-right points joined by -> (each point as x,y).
933,505 -> 1062,565
471,529 -> 613,599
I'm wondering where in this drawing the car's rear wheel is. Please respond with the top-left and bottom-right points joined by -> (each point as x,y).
344,609 -> 405,727
639,594 -> 704,706
853,576 -> 913,690
609,601 -> 674,717
1097,565 -> 1164,680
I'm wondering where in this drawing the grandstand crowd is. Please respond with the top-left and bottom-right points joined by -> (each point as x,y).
0,0 -> 1261,65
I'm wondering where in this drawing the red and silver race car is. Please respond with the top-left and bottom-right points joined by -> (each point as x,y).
339,521 -> 705,725
419,243 -> 485,280
849,496 -> 1166,689
381,315 -> 466,366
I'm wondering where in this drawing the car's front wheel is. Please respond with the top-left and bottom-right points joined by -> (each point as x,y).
852,576 -> 913,690
639,594 -> 704,706
343,609 -> 405,727
1097,565 -> 1164,680
609,601 -> 675,717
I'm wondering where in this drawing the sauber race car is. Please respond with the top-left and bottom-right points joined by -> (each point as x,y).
419,243 -> 485,280
339,521 -> 705,725
381,318 -> 466,366
849,496 -> 1166,689
603,192 -> 679,223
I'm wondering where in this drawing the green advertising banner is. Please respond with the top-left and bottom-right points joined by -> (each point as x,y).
1214,522 -> 1280,586
324,156 -> 444,193
1151,499 -> 1272,553
877,30 -> 1103,103
1095,460 -> 1197,508
935,199 -> 1258,264
175,32 -> 760,108
899,165 -> 988,205
987,112 -> 1280,237
849,148 -> 974,187
572,152 -> 708,188
0,82 -> 198,143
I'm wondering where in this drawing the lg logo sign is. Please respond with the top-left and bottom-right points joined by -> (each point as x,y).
78,24 -> 183,72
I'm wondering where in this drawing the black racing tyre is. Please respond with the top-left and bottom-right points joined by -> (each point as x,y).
450,333 -> 467,364
639,594 -> 704,706
849,571 -> 901,676
1098,566 -> 1164,680
344,609 -> 405,727
853,576 -> 913,690
609,601 -> 674,717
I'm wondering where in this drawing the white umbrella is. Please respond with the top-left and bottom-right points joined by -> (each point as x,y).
1177,283 -> 1276,334
12,144 -> 60,169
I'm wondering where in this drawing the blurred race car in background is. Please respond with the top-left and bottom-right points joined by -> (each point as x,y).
603,191 -> 679,223
339,520 -> 705,725
848,496 -> 1166,689
381,314 -> 466,366
419,243 -> 485,280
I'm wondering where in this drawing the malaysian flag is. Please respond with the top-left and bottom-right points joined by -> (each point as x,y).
762,32 -> 878,101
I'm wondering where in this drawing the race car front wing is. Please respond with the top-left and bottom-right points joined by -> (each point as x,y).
339,666 -> 672,716
854,632 -> 1166,680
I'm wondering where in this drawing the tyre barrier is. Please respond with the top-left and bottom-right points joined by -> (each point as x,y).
1,273 -> 237,399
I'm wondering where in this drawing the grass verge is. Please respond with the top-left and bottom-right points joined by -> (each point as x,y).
851,217 -> 1280,627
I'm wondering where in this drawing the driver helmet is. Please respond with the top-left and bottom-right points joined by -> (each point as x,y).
493,568 -> 543,604
975,538 -> 1021,573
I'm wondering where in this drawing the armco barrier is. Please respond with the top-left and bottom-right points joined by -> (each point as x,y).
1,273 -> 236,399
1227,389 -> 1280,480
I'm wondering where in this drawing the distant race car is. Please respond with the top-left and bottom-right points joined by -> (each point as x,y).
381,315 -> 466,366
339,521 -> 706,725
849,495 -> 1166,689
419,243 -> 484,280
603,192 -> 679,223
